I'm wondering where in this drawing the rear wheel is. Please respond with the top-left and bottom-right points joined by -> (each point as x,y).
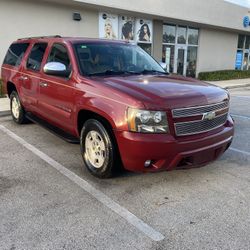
80,119 -> 118,178
10,91 -> 28,124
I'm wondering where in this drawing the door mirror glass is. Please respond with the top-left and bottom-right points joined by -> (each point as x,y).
43,62 -> 70,77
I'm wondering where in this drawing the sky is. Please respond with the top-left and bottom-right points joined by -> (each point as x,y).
224,0 -> 250,8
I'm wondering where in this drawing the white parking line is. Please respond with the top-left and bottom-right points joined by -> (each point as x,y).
231,114 -> 250,120
232,95 -> 250,99
0,125 -> 164,242
230,147 -> 250,157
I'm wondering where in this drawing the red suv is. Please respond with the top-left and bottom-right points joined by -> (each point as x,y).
1,36 -> 234,178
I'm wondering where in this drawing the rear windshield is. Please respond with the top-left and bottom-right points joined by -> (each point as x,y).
3,43 -> 29,67
73,43 -> 165,76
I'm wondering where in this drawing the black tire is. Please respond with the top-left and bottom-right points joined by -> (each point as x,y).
80,119 -> 118,178
10,91 -> 28,124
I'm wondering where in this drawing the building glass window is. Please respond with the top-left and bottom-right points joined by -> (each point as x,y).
245,36 -> 250,50
162,24 -> 199,77
238,35 -> 245,49
177,26 -> 187,44
243,52 -> 249,70
188,28 -> 199,45
162,45 -> 175,73
235,34 -> 250,70
163,25 -> 176,44
186,47 -> 197,77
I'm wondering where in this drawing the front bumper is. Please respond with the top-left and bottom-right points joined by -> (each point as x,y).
115,116 -> 234,172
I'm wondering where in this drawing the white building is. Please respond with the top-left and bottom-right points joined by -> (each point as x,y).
1,0 -> 250,77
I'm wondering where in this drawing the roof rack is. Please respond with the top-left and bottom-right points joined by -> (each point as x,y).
18,35 -> 61,40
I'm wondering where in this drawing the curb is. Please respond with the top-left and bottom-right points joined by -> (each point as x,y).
0,110 -> 11,117
224,83 -> 250,90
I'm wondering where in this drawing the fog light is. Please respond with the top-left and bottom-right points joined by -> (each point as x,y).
144,160 -> 152,168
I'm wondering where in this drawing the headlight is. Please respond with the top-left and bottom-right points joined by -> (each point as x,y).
127,108 -> 169,133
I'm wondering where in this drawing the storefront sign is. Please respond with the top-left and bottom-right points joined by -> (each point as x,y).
99,13 -> 118,39
99,13 -> 153,44
135,19 -> 153,43
243,16 -> 250,28
118,16 -> 135,41
235,51 -> 243,69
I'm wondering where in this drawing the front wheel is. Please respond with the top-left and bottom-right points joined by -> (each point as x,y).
80,119 -> 118,178
10,91 -> 28,124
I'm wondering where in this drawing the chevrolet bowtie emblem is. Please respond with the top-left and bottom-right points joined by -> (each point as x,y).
202,111 -> 216,121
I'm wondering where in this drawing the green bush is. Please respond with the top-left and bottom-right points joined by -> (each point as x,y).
198,70 -> 250,81
0,79 -> 6,98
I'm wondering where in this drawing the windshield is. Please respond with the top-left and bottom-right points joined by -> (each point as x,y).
73,42 -> 166,76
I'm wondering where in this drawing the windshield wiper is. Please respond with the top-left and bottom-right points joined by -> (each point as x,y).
86,69 -> 168,77
87,70 -> 139,77
138,70 -> 168,75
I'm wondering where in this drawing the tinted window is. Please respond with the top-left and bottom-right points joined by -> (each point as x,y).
47,43 -> 71,69
3,43 -> 29,66
27,43 -> 47,71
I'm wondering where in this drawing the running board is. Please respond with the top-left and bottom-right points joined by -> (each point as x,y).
25,113 -> 80,144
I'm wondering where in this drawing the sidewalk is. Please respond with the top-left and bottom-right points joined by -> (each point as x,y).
207,78 -> 250,89
0,96 -> 10,115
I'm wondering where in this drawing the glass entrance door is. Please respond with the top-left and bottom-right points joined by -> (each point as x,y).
243,52 -> 249,70
174,45 -> 187,75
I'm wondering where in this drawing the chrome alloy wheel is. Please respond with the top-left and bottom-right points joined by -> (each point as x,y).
12,97 -> 20,119
85,131 -> 106,168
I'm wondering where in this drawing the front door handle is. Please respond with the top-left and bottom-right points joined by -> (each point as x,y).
39,82 -> 49,87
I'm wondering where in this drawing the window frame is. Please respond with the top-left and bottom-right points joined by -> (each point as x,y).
3,42 -> 30,67
45,42 -> 72,79
236,34 -> 250,71
162,24 -> 199,76
26,42 -> 48,72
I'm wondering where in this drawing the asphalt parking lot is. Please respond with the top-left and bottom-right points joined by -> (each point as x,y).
1,87 -> 250,250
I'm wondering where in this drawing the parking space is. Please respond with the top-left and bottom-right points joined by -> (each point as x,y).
1,87 -> 250,250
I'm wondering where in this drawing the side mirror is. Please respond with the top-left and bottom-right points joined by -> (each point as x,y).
43,62 -> 71,78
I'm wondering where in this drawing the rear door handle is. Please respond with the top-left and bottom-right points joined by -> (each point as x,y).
20,76 -> 29,81
39,82 -> 49,87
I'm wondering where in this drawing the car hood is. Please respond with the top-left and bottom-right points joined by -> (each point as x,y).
92,74 -> 229,110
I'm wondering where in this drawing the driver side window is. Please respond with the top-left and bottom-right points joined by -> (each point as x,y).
47,43 -> 71,73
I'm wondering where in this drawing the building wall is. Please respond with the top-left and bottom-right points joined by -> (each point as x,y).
0,0 -> 99,65
74,0 -> 249,32
152,20 -> 163,61
197,28 -> 238,74
0,0 -> 243,77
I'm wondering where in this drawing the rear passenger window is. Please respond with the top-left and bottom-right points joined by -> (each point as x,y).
3,43 -> 29,67
47,43 -> 71,69
26,43 -> 47,71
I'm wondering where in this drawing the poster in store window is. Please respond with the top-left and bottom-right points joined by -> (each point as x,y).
99,12 -> 118,39
235,51 -> 243,70
135,19 -> 153,43
118,16 -> 136,41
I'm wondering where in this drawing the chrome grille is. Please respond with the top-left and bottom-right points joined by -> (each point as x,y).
172,101 -> 229,118
175,113 -> 228,136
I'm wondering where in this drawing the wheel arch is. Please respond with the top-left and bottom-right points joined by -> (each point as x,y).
77,109 -> 116,137
7,81 -> 17,97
